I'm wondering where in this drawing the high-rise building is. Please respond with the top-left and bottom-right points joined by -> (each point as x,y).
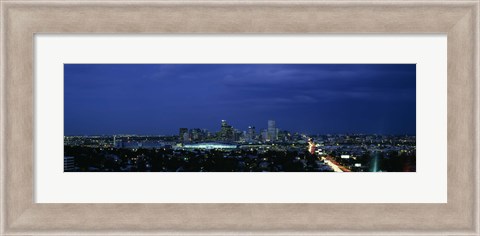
247,126 -> 256,141
242,131 -> 247,142
64,156 -> 75,172
278,130 -> 291,142
267,120 -> 277,141
190,128 -> 204,141
179,128 -> 188,142
218,120 -> 234,141
261,129 -> 268,142
183,132 -> 190,142
234,129 -> 242,142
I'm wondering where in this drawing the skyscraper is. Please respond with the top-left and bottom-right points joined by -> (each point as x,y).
247,126 -> 256,141
267,120 -> 277,142
179,128 -> 188,142
261,129 -> 268,142
190,128 -> 203,141
218,120 -> 234,141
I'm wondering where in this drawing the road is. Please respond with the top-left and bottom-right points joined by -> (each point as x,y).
323,155 -> 351,172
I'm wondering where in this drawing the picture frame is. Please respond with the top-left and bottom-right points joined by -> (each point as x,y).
0,0 -> 478,235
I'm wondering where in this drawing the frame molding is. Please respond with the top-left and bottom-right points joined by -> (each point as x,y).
1,0 -> 479,235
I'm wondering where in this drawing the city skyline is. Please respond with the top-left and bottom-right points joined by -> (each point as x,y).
62,118 -> 416,137
65,64 -> 416,135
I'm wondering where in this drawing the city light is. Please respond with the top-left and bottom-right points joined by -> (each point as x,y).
64,119 -> 416,172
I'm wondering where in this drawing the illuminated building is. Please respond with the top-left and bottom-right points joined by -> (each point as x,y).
247,126 -> 256,141
183,142 -> 238,150
218,120 -> 234,141
190,128 -> 203,141
267,120 -> 278,141
64,156 -> 75,171
179,128 -> 188,142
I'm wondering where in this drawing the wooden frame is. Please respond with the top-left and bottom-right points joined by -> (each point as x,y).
0,0 -> 478,235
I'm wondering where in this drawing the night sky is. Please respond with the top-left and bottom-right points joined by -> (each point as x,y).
64,64 -> 416,136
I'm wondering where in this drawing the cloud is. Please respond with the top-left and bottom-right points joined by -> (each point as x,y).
64,64 -> 416,135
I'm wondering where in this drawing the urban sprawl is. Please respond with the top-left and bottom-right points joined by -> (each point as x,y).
64,120 -> 416,172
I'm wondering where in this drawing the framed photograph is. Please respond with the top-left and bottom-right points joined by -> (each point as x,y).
1,0 -> 478,235
62,63 -> 417,173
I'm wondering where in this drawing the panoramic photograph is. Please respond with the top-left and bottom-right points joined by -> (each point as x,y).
64,64 -> 416,172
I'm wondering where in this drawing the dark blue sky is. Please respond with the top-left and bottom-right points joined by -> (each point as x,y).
64,64 -> 416,135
